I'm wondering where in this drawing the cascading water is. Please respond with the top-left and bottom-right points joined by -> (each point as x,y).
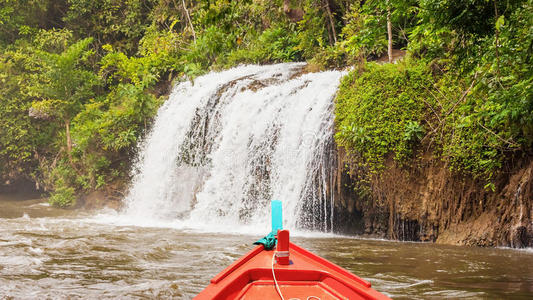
123,63 -> 344,232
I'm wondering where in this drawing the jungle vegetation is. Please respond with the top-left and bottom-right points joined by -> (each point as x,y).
0,0 -> 531,206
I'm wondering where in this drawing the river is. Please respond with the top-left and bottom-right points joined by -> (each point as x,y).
1,194 -> 532,299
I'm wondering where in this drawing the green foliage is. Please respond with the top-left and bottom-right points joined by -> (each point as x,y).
101,44 -> 162,87
49,185 -> 76,207
0,36 -> 58,182
311,0 -> 419,68
436,0 -> 533,179
418,0 -> 521,38
29,34 -> 101,122
335,0 -> 531,183
335,60 -> 432,170
73,84 -> 157,153
0,0 -> 59,46
0,50 -> 33,177
44,162 -> 77,207
335,57 -> 528,180
184,25 -> 234,70
404,121 -> 425,143
339,2 -> 387,60
64,0 -> 155,53
227,25 -> 301,65
0,24 -> 162,204
478,0 -> 533,144
1,0 -> 531,203
295,6 -> 329,59
49,182 -> 76,207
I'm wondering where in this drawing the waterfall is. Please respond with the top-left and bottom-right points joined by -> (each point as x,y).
123,63 -> 344,232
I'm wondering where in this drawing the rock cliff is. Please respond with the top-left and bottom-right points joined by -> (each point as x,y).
333,147 -> 533,248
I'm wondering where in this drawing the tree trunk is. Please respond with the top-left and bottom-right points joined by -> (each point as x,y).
180,0 -> 196,42
493,0 -> 500,79
323,0 -> 337,44
387,4 -> 393,63
65,119 -> 72,155
283,0 -> 290,14
283,0 -> 304,23
65,119 -> 82,176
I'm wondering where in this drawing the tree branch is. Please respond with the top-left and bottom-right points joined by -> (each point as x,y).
478,122 -> 520,148
443,72 -> 478,119
323,0 -> 337,44
181,0 -> 196,42
387,2 -> 393,63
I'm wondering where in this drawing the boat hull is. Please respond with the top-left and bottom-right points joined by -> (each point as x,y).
195,242 -> 390,300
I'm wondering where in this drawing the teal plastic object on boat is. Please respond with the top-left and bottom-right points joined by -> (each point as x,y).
271,200 -> 283,234
253,232 -> 277,250
253,200 -> 283,250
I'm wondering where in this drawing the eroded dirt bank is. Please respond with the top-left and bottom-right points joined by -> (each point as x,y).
333,147 -> 533,248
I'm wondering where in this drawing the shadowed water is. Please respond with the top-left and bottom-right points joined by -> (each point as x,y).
1,196 -> 532,299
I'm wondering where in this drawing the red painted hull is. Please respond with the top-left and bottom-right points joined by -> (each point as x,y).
195,242 -> 390,300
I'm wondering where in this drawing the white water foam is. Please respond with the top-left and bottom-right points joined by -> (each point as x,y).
117,63 -> 344,233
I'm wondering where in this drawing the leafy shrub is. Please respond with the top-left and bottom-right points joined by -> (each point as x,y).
226,24 -> 301,65
44,163 -> 78,207
295,7 -> 328,60
184,25 -> 234,70
64,0 -> 153,53
339,2 -> 387,61
335,60 -> 433,170
436,1 -> 533,179
404,120 -> 425,143
49,184 -> 76,207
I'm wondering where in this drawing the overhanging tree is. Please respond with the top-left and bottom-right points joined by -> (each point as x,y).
28,36 -> 101,173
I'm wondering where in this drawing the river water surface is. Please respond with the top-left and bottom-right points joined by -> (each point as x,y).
1,194 -> 532,299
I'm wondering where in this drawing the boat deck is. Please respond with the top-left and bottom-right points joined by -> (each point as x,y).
195,242 -> 390,300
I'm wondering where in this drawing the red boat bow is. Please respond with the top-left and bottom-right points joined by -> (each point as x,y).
195,230 -> 390,300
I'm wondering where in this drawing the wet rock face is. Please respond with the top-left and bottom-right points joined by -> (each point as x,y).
81,188 -> 123,211
511,225 -> 532,248
392,217 -> 421,242
333,148 -> 533,248
0,178 -> 40,195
